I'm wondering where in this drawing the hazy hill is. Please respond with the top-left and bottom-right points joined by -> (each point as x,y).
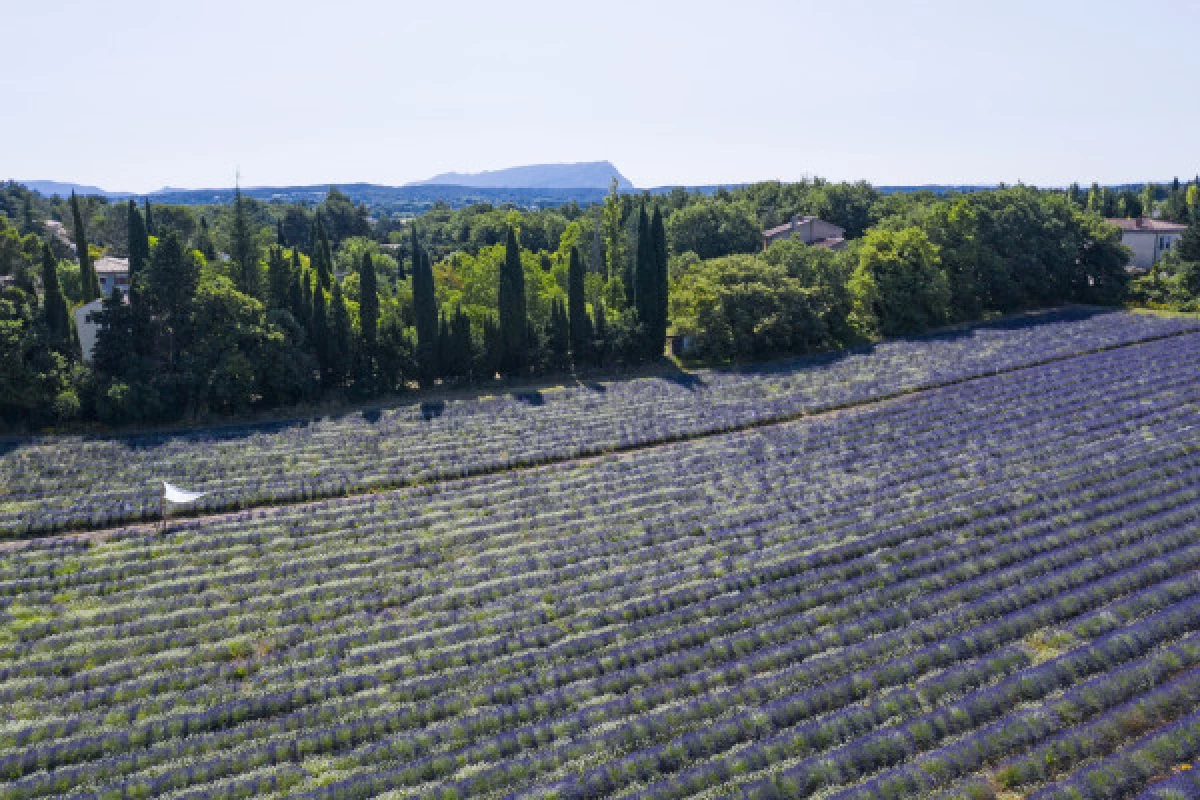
411,161 -> 634,190
15,180 -> 133,198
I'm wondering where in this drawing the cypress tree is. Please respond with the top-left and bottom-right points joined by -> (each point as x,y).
290,270 -> 307,333
266,246 -> 291,310
276,219 -> 286,247
127,200 -> 150,278
312,283 -> 329,382
302,273 -> 315,337
590,214 -> 603,274
498,226 -> 527,374
92,286 -> 135,376
452,306 -> 473,378
633,203 -> 655,356
311,213 -> 333,289
567,246 -> 590,363
359,250 -> 379,359
410,226 -> 439,381
143,199 -> 154,236
41,243 -> 71,350
330,280 -> 352,386
70,192 -> 100,301
481,314 -> 503,379
592,301 -> 608,366
231,186 -> 260,297
651,206 -> 669,357
125,201 -> 152,357
549,299 -> 569,370
289,250 -> 307,326
436,312 -> 452,379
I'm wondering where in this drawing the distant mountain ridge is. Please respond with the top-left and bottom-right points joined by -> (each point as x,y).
410,161 -> 633,190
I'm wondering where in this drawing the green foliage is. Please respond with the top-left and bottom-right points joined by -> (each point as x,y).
229,187 -> 261,298
669,254 -> 835,361
358,250 -> 379,355
850,227 -> 949,337
146,230 -> 199,334
567,247 -> 590,363
311,214 -> 334,289
0,281 -> 75,427
498,226 -> 528,374
411,226 -> 439,382
70,192 -> 100,301
127,200 -> 149,277
665,199 -> 760,260
266,246 -> 292,312
40,243 -> 72,351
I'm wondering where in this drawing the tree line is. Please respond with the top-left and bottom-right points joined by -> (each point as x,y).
3,176 -> 1197,429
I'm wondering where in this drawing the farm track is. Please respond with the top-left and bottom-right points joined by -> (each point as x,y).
5,322 -> 1200,553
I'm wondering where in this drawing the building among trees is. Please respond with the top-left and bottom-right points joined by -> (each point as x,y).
761,215 -> 846,251
95,257 -> 130,296
1107,217 -> 1188,270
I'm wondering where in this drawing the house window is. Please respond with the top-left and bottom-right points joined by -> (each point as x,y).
116,276 -> 128,285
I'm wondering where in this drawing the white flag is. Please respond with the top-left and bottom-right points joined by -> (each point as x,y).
162,481 -> 207,504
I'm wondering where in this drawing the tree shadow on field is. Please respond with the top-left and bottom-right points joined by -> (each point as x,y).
661,370 -> 707,391
420,401 -> 446,421
513,391 -> 545,407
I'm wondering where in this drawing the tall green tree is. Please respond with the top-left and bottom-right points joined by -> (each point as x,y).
651,206 -> 669,355
146,230 -> 198,366
91,286 -> 135,376
230,186 -> 260,297
329,280 -> 352,386
567,246 -> 591,362
40,243 -> 71,350
143,199 -> 155,236
410,225 -> 439,380
359,250 -> 379,355
266,245 -> 291,311
125,200 -> 153,357
601,177 -> 624,282
1180,216 -> 1200,263
312,282 -> 329,381
498,226 -> 527,373
311,213 -> 333,289
127,199 -> 150,278
70,192 -> 100,301
633,203 -> 659,357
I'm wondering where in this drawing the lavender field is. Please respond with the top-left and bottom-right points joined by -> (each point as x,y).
3,307 -> 1200,537
2,318 -> 1200,798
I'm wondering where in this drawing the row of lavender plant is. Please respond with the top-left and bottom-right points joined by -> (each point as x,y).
3,308 -> 1198,536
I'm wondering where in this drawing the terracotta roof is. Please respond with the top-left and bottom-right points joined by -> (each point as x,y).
94,257 -> 130,274
1106,217 -> 1188,232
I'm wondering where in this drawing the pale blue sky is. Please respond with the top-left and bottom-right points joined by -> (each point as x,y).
4,0 -> 1198,192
